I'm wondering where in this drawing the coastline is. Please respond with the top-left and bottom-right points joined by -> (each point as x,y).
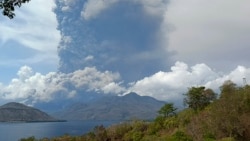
0,119 -> 67,123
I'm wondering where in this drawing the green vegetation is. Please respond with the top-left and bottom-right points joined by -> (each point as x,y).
158,103 -> 177,118
20,80 -> 250,141
0,0 -> 31,19
184,86 -> 216,111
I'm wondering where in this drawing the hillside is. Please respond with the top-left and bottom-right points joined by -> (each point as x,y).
54,92 -> 165,120
0,102 -> 62,122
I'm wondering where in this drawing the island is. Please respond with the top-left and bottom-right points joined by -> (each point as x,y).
0,102 -> 65,122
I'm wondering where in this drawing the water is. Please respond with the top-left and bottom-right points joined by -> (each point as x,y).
0,120 -> 119,141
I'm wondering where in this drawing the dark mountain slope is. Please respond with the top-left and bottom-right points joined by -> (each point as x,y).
54,92 -> 165,120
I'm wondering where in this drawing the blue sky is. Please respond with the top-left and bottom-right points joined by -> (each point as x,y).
0,0 -> 250,106
0,0 -> 60,83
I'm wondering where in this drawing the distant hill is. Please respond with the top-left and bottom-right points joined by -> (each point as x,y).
0,102 -> 62,122
53,92 -> 165,120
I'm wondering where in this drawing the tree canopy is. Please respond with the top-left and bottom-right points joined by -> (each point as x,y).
158,103 -> 177,118
184,86 -> 216,111
0,0 -> 31,19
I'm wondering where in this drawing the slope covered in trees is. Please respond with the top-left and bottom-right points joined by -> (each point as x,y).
21,80 -> 250,141
53,92 -> 165,120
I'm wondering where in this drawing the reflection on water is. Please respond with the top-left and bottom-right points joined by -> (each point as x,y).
0,120 -> 118,141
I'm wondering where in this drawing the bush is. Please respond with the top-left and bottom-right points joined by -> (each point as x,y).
172,130 -> 193,141
107,122 -> 132,140
219,137 -> 235,141
19,136 -> 36,141
129,131 -> 143,141
163,130 -> 193,141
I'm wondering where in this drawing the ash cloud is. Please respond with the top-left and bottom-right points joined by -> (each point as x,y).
54,0 -> 172,82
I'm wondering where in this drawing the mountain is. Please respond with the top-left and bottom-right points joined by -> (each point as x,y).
53,92 -> 165,120
0,102 -> 62,122
34,91 -> 104,113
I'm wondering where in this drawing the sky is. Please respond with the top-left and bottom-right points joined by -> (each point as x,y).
0,0 -> 250,107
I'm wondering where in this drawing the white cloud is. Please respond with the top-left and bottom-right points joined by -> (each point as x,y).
17,66 -> 34,81
102,82 -> 126,94
84,55 -> 94,62
205,66 -> 250,90
128,61 -> 250,104
0,68 -> 63,102
0,66 -> 125,104
0,62 -> 250,106
164,0 -> 250,70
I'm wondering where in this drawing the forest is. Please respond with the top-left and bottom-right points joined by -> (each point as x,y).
20,80 -> 250,141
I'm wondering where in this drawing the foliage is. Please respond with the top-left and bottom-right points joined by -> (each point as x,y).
171,130 -> 193,141
176,108 -> 196,127
158,103 -> 177,118
0,0 -> 31,19
219,137 -> 236,141
184,86 -> 216,111
93,125 -> 108,141
208,84 -> 250,140
19,136 -> 36,141
147,116 -> 164,135
187,83 -> 250,140
163,116 -> 178,130
107,122 -> 132,140
219,80 -> 237,98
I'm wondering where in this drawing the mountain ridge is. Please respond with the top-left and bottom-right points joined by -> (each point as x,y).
53,92 -> 165,120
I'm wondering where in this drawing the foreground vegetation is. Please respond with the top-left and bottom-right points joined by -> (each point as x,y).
20,80 -> 250,141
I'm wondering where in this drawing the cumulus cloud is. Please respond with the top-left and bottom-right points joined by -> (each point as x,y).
0,66 -> 125,104
1,62 -> 250,107
205,66 -> 250,90
17,66 -> 34,81
127,62 -> 250,106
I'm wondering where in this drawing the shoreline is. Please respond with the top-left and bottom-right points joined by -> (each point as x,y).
0,119 -> 67,123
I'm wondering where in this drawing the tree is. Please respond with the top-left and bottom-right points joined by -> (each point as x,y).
220,80 -> 237,99
184,86 -> 216,111
0,0 -> 31,19
93,125 -> 108,141
158,103 -> 177,118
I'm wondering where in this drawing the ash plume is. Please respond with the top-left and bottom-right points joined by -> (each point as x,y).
54,0 -> 172,82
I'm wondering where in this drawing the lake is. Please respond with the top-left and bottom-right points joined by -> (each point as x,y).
0,120 -> 120,141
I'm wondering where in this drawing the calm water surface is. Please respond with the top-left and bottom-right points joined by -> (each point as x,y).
0,120 -> 119,141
